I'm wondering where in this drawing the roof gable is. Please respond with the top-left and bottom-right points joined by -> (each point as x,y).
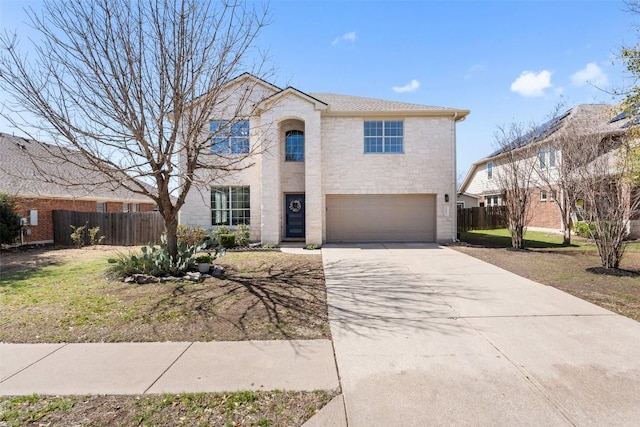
256,86 -> 329,111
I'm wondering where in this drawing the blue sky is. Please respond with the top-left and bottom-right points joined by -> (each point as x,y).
1,0 -> 637,179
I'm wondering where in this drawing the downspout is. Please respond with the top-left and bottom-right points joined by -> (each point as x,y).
451,112 -> 458,242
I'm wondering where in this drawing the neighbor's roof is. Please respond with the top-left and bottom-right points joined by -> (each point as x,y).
458,103 -> 630,193
310,93 -> 469,119
0,132 -> 155,203
487,104 -> 622,158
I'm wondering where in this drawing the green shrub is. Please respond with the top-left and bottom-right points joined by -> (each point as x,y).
234,224 -> 251,246
88,226 -> 105,245
177,225 -> 208,247
108,234 -> 205,277
70,222 -> 104,247
218,233 -> 236,248
70,222 -> 88,247
195,253 -> 212,263
574,221 -> 597,238
0,193 -> 21,245
304,244 -> 321,250
262,243 -> 277,249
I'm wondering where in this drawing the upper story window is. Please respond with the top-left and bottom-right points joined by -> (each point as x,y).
539,147 -> 557,169
210,120 -> 249,154
487,161 -> 493,180
364,120 -> 403,153
285,130 -> 304,162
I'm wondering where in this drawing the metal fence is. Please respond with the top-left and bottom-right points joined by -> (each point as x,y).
457,206 -> 506,233
53,210 -> 165,246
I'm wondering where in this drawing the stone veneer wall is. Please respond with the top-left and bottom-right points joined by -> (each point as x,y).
320,115 -> 457,242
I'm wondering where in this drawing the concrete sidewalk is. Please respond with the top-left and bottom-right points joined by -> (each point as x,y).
0,340 -> 339,396
323,243 -> 640,426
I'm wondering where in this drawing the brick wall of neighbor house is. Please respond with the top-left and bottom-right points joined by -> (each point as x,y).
13,197 -> 155,244
528,188 -> 562,230
321,115 -> 457,242
14,198 -> 97,244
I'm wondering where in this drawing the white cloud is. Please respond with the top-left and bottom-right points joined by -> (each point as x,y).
332,31 -> 356,46
392,79 -> 420,93
510,70 -> 552,97
570,62 -> 609,87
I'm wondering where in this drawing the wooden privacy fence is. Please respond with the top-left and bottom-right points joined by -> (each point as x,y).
53,210 -> 165,246
457,206 -> 506,233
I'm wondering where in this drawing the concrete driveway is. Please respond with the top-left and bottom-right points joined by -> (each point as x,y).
322,243 -> 640,426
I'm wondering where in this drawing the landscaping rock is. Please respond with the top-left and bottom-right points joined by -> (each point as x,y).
212,265 -> 225,277
184,272 -> 202,282
125,274 -> 160,284
159,276 -> 181,283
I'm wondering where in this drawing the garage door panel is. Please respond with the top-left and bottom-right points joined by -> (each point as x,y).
326,194 -> 436,243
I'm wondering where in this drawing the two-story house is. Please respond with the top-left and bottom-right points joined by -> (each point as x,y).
459,104 -> 640,238
178,74 -> 469,245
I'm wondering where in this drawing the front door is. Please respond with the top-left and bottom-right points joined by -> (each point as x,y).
285,194 -> 305,239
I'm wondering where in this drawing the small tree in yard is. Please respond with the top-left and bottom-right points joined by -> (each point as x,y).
492,122 -> 539,249
534,105 -> 612,246
0,194 -> 21,245
0,0 -> 271,259
572,134 -> 640,269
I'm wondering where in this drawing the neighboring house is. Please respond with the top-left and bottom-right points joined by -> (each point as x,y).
179,74 -> 469,245
456,192 -> 480,209
459,104 -> 640,237
1,133 -> 156,245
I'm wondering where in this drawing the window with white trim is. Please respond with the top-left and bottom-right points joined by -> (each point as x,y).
285,130 -> 304,161
487,161 -> 493,180
364,120 -> 403,153
540,190 -> 548,201
210,120 -> 249,154
211,186 -> 250,226
124,203 -> 140,213
487,195 -> 501,206
538,147 -> 557,169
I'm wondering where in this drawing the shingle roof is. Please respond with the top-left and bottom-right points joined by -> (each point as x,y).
309,93 -> 468,116
487,104 -> 623,158
0,133 -> 154,203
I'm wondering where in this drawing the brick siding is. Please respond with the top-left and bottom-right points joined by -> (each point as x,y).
13,197 -> 155,244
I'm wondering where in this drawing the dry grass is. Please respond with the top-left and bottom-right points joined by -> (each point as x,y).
0,246 -> 330,343
453,231 -> 640,321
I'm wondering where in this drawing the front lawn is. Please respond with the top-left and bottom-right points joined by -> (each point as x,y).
0,247 -> 330,343
0,390 -> 337,427
0,246 -> 335,426
454,230 -> 640,321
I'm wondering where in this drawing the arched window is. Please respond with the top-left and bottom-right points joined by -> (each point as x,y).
285,130 -> 304,162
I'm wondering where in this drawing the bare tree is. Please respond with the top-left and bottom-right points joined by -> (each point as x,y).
534,105 -> 611,246
573,132 -> 640,269
492,122 -> 539,249
0,0 -> 271,257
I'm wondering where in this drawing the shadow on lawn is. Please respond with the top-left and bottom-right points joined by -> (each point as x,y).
458,231 -> 579,249
0,249 -> 65,290
147,260 -> 330,340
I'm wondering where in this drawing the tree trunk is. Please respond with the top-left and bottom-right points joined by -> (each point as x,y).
511,225 -> 525,249
562,200 -> 572,246
165,216 -> 179,260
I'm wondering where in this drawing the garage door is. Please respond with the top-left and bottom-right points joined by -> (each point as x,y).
326,194 -> 436,242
